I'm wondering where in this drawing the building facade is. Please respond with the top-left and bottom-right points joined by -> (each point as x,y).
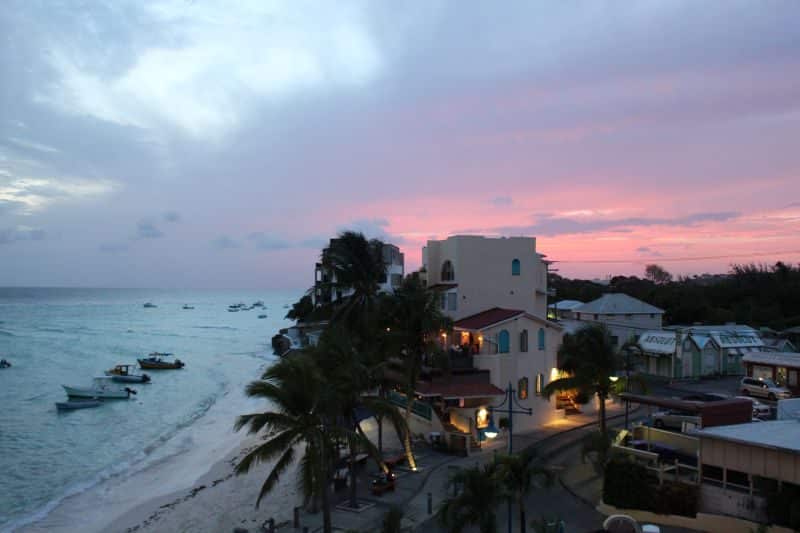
421,235 -> 550,320
313,240 -> 404,306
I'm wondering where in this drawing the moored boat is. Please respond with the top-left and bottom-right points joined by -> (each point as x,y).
63,377 -> 137,399
258,314 -> 267,319
138,352 -> 185,369
56,400 -> 102,410
143,302 -> 157,308
182,304 -> 194,310
0,358 -> 10,368
105,364 -> 151,383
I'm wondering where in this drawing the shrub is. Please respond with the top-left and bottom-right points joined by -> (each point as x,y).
652,481 -> 698,517
603,456 -> 652,510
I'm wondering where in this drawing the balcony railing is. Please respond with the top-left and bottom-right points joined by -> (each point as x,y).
388,391 -> 432,420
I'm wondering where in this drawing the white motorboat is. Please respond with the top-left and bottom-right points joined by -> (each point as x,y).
62,377 -> 137,399
56,400 -> 102,410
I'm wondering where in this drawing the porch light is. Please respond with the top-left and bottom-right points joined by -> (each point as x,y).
609,376 -> 619,382
483,414 -> 499,440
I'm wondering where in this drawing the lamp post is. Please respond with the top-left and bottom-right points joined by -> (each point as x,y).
484,382 -> 532,533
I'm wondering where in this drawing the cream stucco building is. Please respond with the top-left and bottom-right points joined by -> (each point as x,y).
421,235 -> 550,320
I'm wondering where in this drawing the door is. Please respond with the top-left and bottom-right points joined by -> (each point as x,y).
692,351 -> 702,377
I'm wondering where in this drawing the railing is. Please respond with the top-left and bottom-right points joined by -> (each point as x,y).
388,391 -> 432,420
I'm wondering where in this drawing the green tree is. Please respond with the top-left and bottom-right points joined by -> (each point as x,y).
439,463 -> 504,533
385,276 -> 451,470
542,325 -> 621,435
644,264 -> 672,284
494,451 -> 553,533
234,353 -> 342,533
285,293 -> 314,321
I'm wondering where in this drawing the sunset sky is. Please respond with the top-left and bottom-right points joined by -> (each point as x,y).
1,1 -> 800,288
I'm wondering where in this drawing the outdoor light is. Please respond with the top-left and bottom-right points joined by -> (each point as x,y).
609,376 -> 619,382
483,413 -> 499,439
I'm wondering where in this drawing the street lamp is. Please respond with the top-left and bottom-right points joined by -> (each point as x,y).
484,382 -> 532,533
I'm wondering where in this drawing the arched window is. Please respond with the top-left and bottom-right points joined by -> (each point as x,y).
511,258 -> 521,276
519,329 -> 528,352
441,260 -> 455,281
538,328 -> 546,350
498,330 -> 510,353
518,377 -> 529,400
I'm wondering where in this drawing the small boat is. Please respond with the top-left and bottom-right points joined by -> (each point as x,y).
252,301 -> 264,308
56,400 -> 102,410
105,364 -> 151,383
63,377 -> 137,399
182,304 -> 194,310
0,359 -> 10,369
258,314 -> 267,319
143,302 -> 157,308
283,304 -> 290,309
228,308 -> 239,313
138,352 -> 185,369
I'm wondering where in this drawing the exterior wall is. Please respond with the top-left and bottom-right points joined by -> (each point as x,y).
700,438 -> 800,486
469,316 -> 563,432
699,484 -> 768,524
576,313 -> 663,330
423,236 -> 548,320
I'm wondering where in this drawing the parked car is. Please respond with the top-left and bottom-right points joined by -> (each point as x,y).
735,396 -> 772,418
739,377 -> 792,401
651,410 -> 701,430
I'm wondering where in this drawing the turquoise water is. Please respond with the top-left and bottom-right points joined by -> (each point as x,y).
0,288 -> 298,531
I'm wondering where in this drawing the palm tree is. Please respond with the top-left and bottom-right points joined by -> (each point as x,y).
494,451 -> 553,533
542,324 -> 621,435
234,353 -> 342,533
386,276 -> 452,470
439,463 -> 504,533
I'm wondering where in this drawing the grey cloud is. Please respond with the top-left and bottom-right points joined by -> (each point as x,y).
487,211 -> 741,237
298,236 -> 329,249
636,246 -> 662,257
0,226 -> 46,244
248,232 -> 290,251
490,197 -> 512,206
164,211 -> 181,223
211,235 -> 239,250
136,220 -> 164,239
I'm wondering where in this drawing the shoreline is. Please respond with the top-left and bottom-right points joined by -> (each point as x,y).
15,358 -> 275,533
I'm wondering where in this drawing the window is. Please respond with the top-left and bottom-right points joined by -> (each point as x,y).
610,335 -> 619,346
391,273 -> 403,287
519,329 -> 528,352
511,258 -> 521,276
537,328 -> 545,350
535,374 -> 544,395
518,377 -> 528,400
447,292 -> 457,311
440,293 -> 447,310
498,330 -> 510,353
441,260 -> 455,282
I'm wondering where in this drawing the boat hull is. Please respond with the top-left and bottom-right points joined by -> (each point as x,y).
106,373 -> 150,383
56,400 -> 102,410
137,359 -> 184,370
62,385 -> 132,399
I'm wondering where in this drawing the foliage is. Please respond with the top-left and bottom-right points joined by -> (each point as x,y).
381,505 -> 404,533
766,482 -> 800,530
645,264 -> 673,284
439,463 -> 504,533
542,324 -> 620,434
530,516 -> 564,533
494,450 -> 553,533
652,481 -> 697,517
550,262 -> 800,330
603,456 -> 652,510
285,294 -> 314,321
581,431 -> 612,475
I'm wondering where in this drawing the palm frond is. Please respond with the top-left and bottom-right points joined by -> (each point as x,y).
255,446 -> 296,508
235,428 -> 301,476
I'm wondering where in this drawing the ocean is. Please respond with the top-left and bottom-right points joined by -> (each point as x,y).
0,288 -> 299,532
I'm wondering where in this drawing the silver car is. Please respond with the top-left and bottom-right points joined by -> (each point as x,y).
735,396 -> 772,418
652,410 -> 701,430
740,377 -> 792,401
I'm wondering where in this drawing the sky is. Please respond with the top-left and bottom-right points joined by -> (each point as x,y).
1,1 -> 800,289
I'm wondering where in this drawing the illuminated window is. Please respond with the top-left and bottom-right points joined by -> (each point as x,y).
535,373 -> 544,395
511,258 -> 521,276
520,329 -> 528,352
476,407 -> 489,429
538,328 -> 545,350
518,377 -> 529,400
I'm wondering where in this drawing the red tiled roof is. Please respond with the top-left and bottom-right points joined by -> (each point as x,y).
453,307 -> 525,330
415,381 -> 505,399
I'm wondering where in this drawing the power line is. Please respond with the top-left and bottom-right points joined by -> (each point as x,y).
551,249 -> 800,264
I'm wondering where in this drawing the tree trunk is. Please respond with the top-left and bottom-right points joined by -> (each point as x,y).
377,414 -> 383,454
519,494 -> 526,533
598,391 -> 607,435
348,435 -> 358,509
403,394 -> 418,470
321,447 -> 332,533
